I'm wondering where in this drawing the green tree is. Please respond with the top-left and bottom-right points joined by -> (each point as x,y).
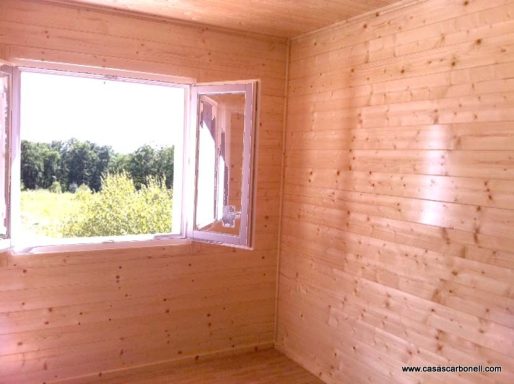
108,153 -> 130,174
21,139 -> 174,192
41,148 -> 61,189
155,146 -> 174,189
21,141 -> 45,189
128,145 -> 157,189
60,139 -> 113,192
90,144 -> 113,191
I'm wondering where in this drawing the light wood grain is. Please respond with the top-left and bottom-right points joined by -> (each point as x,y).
277,1 -> 514,384
51,348 -> 324,384
0,0 -> 287,382
50,0 -> 398,38
2,0 -> 514,383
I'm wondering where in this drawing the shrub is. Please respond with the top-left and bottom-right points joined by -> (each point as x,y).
62,173 -> 172,237
49,181 -> 62,194
75,184 -> 91,195
68,182 -> 78,193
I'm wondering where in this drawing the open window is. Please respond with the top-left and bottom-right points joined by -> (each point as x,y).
189,83 -> 257,247
0,67 -> 8,241
0,64 -> 257,251
0,65 -> 17,245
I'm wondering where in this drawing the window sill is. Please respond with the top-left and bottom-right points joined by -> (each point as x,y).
10,235 -> 191,257
0,238 -> 10,251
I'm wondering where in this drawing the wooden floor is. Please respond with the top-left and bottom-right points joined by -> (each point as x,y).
57,349 -> 324,384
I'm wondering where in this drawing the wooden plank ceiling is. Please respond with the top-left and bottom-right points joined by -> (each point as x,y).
54,0 -> 398,37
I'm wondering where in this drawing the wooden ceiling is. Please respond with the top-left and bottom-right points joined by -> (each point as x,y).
59,0 -> 398,38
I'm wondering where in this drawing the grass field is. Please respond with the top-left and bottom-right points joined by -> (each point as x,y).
19,179 -> 173,242
20,190 -> 79,240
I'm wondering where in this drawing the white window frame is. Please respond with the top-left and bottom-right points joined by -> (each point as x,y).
187,83 -> 257,248
0,63 -> 258,253
0,65 -> 17,250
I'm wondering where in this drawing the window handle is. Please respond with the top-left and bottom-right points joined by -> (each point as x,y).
222,205 -> 240,228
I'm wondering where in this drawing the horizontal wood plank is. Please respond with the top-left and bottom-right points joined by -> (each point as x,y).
278,1 -> 514,383
0,0 -> 287,382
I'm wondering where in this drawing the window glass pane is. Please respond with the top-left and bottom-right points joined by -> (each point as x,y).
0,73 -> 8,238
18,70 -> 184,245
194,92 -> 245,237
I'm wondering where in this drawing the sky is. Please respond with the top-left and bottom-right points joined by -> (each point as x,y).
20,71 -> 185,154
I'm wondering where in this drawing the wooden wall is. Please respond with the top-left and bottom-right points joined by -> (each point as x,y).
277,0 -> 514,383
0,0 -> 287,382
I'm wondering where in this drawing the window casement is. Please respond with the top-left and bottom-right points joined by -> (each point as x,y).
0,64 -> 258,252
188,84 -> 257,247
0,65 -> 19,248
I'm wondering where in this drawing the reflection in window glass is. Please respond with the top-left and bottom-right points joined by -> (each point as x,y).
196,99 -> 217,228
195,93 -> 245,236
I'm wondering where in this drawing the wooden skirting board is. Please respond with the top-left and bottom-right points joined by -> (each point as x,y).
51,348 -> 324,384
50,343 -> 275,384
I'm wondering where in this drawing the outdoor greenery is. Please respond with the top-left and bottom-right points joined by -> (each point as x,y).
21,190 -> 79,238
20,140 -> 174,239
21,139 -> 174,192
62,173 -> 172,237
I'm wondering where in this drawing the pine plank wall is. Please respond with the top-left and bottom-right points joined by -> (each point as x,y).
0,0 -> 288,382
1,0 -> 514,383
276,0 -> 514,384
